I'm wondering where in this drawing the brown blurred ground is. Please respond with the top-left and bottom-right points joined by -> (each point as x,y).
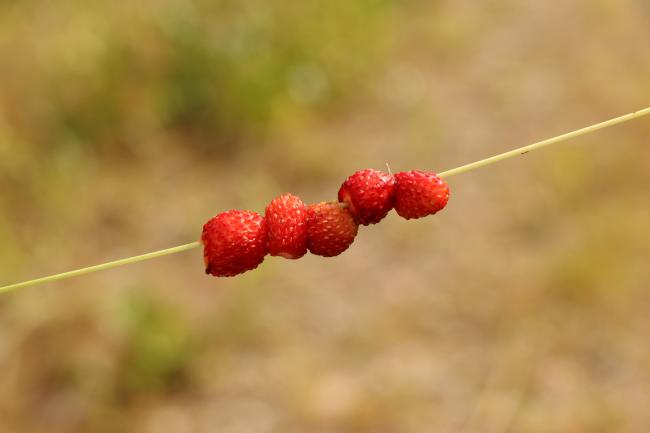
1,1 -> 650,432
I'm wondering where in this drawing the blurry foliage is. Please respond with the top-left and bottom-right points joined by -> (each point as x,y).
116,291 -> 197,398
0,0 -> 396,160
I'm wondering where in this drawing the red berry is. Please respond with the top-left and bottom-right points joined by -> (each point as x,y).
306,202 -> 359,257
265,193 -> 308,259
338,169 -> 396,225
201,210 -> 268,277
393,170 -> 450,219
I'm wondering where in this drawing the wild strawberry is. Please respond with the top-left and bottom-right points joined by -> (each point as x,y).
393,170 -> 450,219
265,193 -> 308,259
306,202 -> 359,257
201,210 -> 268,277
338,169 -> 395,225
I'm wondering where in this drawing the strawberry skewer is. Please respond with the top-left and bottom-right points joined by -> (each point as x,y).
1,107 -> 649,293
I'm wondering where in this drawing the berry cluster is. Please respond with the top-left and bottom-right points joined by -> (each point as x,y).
201,169 -> 450,277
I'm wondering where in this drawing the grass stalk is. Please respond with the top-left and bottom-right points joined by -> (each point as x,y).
1,107 -> 649,293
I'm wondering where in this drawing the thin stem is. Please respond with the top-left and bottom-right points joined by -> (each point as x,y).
1,107 -> 649,293
438,107 -> 650,178
0,242 -> 201,294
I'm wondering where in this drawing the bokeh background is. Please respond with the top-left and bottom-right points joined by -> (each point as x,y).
1,1 -> 650,432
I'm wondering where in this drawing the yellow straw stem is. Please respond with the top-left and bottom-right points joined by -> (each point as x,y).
1,107 -> 649,293
438,107 -> 650,178
0,242 -> 201,294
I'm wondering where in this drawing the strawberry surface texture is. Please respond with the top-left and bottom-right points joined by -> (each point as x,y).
306,202 -> 359,257
202,210 -> 268,277
338,169 -> 396,225
265,193 -> 309,259
201,168 -> 450,277
393,170 -> 450,219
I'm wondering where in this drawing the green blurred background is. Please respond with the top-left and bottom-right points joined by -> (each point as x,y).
1,1 -> 650,432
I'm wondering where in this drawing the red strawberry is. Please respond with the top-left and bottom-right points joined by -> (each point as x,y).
201,210 -> 268,277
306,202 -> 359,257
338,169 -> 396,225
393,170 -> 450,219
265,193 -> 308,259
